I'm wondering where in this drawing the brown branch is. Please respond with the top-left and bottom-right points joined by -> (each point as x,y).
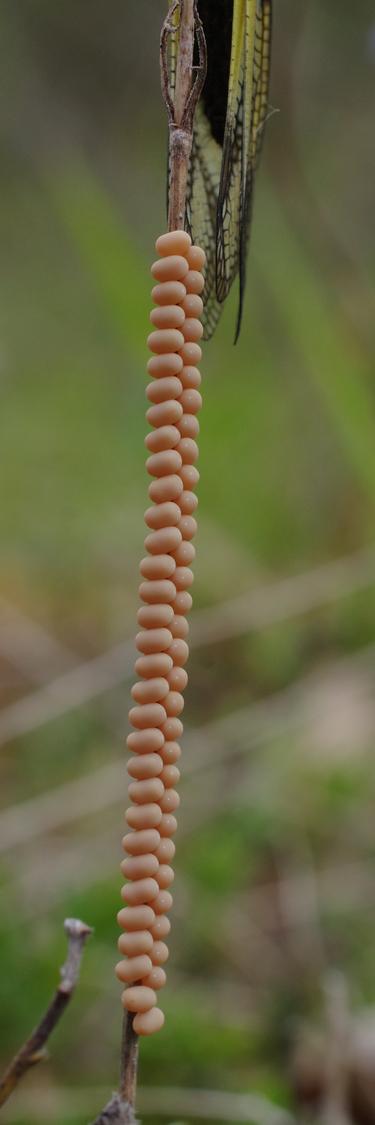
174,0 -> 195,125
161,0 -> 207,230
89,1009 -> 139,1124
119,1011 -> 139,1104
0,917 -> 92,1109
89,1015 -> 139,1124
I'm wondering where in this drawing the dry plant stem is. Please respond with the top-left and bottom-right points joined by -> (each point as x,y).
89,1016 -> 139,1122
0,918 -> 92,1109
98,5 -> 206,1116
174,0 -> 195,123
93,11 -> 206,1121
120,1012 -> 139,1104
161,0 -> 207,230
89,1092 -> 139,1125
89,968 -> 138,1122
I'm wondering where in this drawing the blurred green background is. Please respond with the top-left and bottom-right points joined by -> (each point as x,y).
0,1 -> 374,1122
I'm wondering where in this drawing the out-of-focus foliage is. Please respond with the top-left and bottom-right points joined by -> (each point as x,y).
0,1 -> 374,1122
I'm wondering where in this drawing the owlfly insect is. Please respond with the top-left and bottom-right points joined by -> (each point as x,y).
161,0 -> 272,341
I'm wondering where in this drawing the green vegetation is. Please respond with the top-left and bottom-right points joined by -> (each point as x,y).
0,1 -> 374,1121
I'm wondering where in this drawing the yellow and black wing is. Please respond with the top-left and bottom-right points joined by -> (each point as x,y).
236,0 -> 272,339
189,0 -> 272,340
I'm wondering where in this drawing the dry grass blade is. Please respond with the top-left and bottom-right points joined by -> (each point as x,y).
1,642 -> 374,854
0,598 -> 76,683
0,546 -> 373,748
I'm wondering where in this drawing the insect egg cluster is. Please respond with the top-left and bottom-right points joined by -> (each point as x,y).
115,229 -> 205,1035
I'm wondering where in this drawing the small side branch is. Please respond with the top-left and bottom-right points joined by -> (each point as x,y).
0,917 -> 92,1109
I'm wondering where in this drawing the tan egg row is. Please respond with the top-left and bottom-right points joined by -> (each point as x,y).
116,231 -> 205,1036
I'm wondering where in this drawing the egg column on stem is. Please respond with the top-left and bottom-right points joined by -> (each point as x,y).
115,230 -> 205,1040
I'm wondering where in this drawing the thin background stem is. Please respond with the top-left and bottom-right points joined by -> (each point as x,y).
0,918 -> 92,1109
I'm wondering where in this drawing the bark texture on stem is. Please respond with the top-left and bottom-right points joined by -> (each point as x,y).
89,1091 -> 139,1125
161,0 -> 207,231
169,0 -> 195,230
0,917 -> 92,1109
119,1011 -> 139,1105
89,1007 -> 140,1122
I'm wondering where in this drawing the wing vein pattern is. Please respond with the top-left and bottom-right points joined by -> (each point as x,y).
167,0 -> 272,340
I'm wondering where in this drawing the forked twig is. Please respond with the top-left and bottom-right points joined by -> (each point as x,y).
0,918 -> 92,1109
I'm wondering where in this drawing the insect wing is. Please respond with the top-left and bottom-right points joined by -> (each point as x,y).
186,104 -> 223,339
216,0 -> 248,307
236,0 -> 272,338
165,0 -> 272,340
251,0 -> 272,170
216,0 -> 272,340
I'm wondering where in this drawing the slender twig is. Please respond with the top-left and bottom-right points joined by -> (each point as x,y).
91,9 -> 205,1120
88,1017 -> 139,1123
119,1012 -> 139,1104
0,918 -> 92,1108
161,0 -> 207,229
